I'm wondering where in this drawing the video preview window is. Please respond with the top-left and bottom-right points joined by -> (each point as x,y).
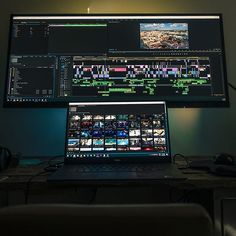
140,23 -> 189,49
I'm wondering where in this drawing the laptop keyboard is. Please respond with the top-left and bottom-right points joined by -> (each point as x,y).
72,164 -> 165,173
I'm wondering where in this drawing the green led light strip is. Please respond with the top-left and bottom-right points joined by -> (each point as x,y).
63,24 -> 107,27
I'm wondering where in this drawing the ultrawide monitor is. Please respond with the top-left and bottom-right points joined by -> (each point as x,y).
4,14 -> 228,107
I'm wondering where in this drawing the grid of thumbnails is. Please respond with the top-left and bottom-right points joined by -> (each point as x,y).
67,111 -> 168,158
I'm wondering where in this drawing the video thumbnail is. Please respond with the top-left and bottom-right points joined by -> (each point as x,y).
117,114 -> 128,120
93,121 -> 104,129
129,114 -> 140,120
105,121 -> 116,129
153,120 -> 161,128
117,130 -> 128,138
69,120 -> 79,129
154,146 -> 167,151
80,139 -> 92,146
105,138 -> 116,146
81,115 -> 92,120
80,148 -> 92,151
67,147 -> 79,152
80,121 -> 93,129
154,138 -> 166,145
130,147 -> 141,151
71,115 -> 80,121
153,129 -> 165,136
105,147 -> 116,151
92,130 -> 103,137
68,130 -> 80,138
141,129 -> 153,137
93,147 -> 104,151
141,120 -> 153,129
68,139 -> 80,148
104,130 -> 116,137
80,130 -> 92,138
130,138 -> 141,146
92,138 -> 104,146
117,147 -> 129,151
153,114 -> 162,119
142,137 -> 153,146
142,147 -> 154,151
117,139 -> 129,146
140,23 -> 189,49
117,121 -> 129,129
129,120 -> 140,128
105,115 -> 116,120
129,129 -> 141,137
140,114 -> 152,120
93,115 -> 104,120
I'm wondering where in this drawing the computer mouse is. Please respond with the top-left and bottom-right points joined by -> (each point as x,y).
210,165 -> 236,177
214,153 -> 235,165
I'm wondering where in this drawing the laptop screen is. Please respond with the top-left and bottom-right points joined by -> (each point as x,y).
65,101 -> 170,163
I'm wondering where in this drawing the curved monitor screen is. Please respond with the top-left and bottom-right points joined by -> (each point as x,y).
4,14 -> 228,107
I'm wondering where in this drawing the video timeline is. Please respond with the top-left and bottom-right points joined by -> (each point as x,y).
67,113 -> 167,153
71,57 -> 211,97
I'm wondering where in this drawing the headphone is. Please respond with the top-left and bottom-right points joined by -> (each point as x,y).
0,146 -> 12,171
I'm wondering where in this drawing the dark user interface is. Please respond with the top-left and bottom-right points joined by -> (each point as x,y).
66,103 -> 169,159
6,15 -> 227,105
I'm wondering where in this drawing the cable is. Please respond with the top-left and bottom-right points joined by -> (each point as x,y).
24,154 -> 66,204
173,153 -> 190,168
24,155 -> 64,204
47,155 -> 64,167
176,189 -> 196,203
24,171 -> 47,204
169,187 -> 196,203
228,82 -> 236,91
87,188 -> 98,204
74,187 -> 98,204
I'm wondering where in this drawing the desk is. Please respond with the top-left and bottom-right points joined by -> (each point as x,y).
0,157 -> 236,236
1,156 -> 236,188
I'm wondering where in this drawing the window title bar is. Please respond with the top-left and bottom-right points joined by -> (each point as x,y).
69,101 -> 165,106
13,15 -> 220,20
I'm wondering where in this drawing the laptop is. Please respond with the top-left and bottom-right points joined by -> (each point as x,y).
48,101 -> 185,181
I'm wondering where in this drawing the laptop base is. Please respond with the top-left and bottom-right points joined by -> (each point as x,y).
48,163 -> 186,182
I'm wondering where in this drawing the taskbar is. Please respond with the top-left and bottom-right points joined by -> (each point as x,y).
66,151 -> 169,159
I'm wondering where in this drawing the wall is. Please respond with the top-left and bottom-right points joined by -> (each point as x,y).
0,0 -> 235,157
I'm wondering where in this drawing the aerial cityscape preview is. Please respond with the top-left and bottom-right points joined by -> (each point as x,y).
140,23 -> 189,49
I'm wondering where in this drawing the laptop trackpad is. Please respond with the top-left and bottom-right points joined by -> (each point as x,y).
73,172 -> 138,180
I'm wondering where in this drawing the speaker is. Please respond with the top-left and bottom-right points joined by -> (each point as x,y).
0,146 -> 12,171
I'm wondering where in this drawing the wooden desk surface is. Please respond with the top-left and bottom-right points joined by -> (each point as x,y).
0,157 -> 236,189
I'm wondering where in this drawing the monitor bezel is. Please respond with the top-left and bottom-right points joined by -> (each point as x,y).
3,13 -> 229,108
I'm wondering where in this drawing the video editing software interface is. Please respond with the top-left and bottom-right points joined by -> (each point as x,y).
6,15 -> 227,106
66,102 -> 170,160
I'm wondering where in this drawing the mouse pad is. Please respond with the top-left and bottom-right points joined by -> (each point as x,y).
189,160 -> 236,177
